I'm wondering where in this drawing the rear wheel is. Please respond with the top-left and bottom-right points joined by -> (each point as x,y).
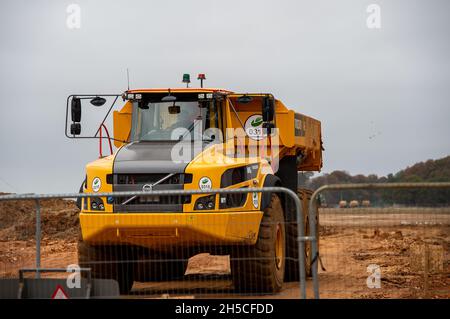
284,189 -> 315,281
230,194 -> 285,293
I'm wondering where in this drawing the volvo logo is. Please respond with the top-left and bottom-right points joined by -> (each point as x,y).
142,184 -> 153,192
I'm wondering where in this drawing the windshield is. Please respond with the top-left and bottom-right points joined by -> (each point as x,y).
130,99 -> 221,142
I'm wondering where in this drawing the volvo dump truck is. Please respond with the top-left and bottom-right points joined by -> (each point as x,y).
67,76 -> 323,294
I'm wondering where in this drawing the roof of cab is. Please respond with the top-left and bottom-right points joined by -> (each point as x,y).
126,88 -> 233,94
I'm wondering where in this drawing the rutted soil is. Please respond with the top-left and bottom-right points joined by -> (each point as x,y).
316,225 -> 449,298
0,195 -> 79,277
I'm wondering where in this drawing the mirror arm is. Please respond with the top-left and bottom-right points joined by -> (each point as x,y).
94,95 -> 119,137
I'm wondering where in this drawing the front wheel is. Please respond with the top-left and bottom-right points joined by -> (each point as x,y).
230,193 -> 285,293
77,242 -> 134,295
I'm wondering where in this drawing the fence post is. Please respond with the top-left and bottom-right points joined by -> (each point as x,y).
424,243 -> 429,298
281,188 -> 307,299
35,199 -> 41,279
309,191 -> 320,299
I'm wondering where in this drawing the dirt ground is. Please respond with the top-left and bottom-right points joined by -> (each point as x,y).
0,197 -> 449,299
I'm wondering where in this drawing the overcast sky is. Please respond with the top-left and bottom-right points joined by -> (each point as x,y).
0,0 -> 449,193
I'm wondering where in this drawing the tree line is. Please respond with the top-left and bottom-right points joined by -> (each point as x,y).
302,156 -> 450,207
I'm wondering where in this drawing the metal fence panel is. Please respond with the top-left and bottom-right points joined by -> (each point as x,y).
308,182 -> 450,299
0,187 -> 314,299
2,183 -> 448,299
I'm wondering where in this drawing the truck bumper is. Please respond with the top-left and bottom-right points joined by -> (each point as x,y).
79,211 -> 263,248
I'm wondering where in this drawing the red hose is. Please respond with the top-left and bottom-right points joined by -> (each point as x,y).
99,126 -> 102,157
98,124 -> 113,157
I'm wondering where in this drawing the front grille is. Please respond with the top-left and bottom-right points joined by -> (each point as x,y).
113,173 -> 192,212
114,195 -> 191,206
116,173 -> 192,185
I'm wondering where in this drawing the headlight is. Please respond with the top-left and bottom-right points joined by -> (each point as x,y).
194,195 -> 216,211
90,197 -> 105,211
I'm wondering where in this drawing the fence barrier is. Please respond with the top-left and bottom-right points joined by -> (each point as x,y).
0,187 -> 316,299
308,182 -> 450,299
2,182 -> 448,299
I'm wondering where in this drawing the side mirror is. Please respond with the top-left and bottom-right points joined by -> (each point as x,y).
168,105 -> 181,114
70,123 -> 81,135
71,98 -> 82,122
90,96 -> 106,107
262,97 -> 274,122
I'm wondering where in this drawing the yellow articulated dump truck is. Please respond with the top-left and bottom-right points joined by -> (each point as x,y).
66,74 -> 323,294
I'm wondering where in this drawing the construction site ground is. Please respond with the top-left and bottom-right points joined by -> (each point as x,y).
0,197 -> 449,299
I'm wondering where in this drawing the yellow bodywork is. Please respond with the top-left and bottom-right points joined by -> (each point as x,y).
80,211 -> 263,246
80,149 -> 268,247
79,88 -> 322,249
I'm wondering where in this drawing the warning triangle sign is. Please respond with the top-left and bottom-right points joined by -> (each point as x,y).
51,285 -> 69,299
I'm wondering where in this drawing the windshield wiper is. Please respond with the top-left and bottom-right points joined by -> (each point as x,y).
179,120 -> 201,141
227,98 -> 245,130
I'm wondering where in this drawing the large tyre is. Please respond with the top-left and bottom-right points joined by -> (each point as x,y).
75,181 -> 85,210
77,241 -> 134,295
231,194 -> 285,293
285,189 -> 315,281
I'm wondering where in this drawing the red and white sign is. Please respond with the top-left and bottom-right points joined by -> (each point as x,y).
51,285 -> 69,299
